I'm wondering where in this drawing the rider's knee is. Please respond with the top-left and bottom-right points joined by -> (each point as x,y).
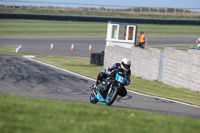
119,92 -> 127,97
118,88 -> 127,97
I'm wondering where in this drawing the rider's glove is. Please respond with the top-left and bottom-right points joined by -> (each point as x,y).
106,71 -> 111,75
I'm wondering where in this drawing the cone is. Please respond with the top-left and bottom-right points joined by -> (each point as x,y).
89,44 -> 92,51
50,42 -> 54,50
71,43 -> 74,51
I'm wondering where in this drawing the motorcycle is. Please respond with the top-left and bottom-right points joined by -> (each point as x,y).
90,68 -> 127,106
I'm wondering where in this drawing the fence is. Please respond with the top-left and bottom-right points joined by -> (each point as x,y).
1,0 -> 200,16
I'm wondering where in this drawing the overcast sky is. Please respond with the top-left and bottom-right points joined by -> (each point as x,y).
25,0 -> 200,9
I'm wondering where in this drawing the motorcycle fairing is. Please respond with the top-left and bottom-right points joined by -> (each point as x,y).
98,78 -> 113,98
96,92 -> 105,102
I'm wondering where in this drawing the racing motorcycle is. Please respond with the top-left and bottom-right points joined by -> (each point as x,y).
90,68 -> 127,106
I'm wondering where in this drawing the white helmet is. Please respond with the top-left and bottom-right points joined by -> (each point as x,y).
121,58 -> 131,72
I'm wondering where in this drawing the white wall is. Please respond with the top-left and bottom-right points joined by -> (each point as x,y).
104,44 -> 200,91
162,48 -> 200,91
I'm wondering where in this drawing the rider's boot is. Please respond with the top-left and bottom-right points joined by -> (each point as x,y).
90,80 -> 100,90
90,85 -> 94,89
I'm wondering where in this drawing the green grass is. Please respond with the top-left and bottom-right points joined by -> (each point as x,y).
0,19 -> 107,37
0,19 -> 200,37
138,24 -> 200,37
1,45 -> 199,106
0,93 -> 200,133
0,45 -> 17,53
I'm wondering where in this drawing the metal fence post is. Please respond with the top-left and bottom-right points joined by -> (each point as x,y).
37,2 -> 40,9
88,5 -> 90,12
63,3 -> 65,9
13,0 -> 15,9
158,51 -> 164,82
5,0 -> 7,8
21,0 -> 23,9
46,2 -> 48,10
80,4 -> 82,11
174,8 -> 176,15
30,1 -> 32,7
145,37 -> 148,49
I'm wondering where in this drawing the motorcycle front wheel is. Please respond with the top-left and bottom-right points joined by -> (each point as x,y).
105,86 -> 119,106
90,91 -> 98,104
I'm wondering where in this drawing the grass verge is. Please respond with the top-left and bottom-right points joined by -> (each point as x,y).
0,45 -> 199,106
0,19 -> 200,37
0,93 -> 200,133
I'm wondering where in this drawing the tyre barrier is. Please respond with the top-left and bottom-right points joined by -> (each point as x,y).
90,51 -> 104,66
0,13 -> 200,25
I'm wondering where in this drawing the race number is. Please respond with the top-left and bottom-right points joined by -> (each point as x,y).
118,76 -> 124,83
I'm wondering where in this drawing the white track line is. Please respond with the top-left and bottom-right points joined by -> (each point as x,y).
15,45 -> 22,53
23,56 -> 200,109
127,90 -> 200,109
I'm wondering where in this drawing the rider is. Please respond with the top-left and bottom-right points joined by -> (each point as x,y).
94,58 -> 131,97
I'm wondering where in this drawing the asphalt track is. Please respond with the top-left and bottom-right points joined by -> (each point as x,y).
0,55 -> 200,118
0,36 -> 200,118
0,36 -> 197,57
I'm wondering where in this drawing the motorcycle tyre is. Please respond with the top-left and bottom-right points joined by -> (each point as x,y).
90,92 -> 98,104
106,86 -> 119,106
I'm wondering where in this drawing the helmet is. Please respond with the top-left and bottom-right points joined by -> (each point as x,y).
121,58 -> 131,72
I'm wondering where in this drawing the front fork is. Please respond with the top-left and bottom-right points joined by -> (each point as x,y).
107,84 -> 113,95
107,82 -> 119,96
90,84 -> 98,95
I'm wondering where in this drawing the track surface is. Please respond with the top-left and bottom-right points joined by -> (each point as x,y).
0,36 -> 200,118
0,36 -> 197,57
0,55 -> 200,118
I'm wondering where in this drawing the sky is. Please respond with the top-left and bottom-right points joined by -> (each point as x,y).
1,0 -> 199,9
22,0 -> 200,9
